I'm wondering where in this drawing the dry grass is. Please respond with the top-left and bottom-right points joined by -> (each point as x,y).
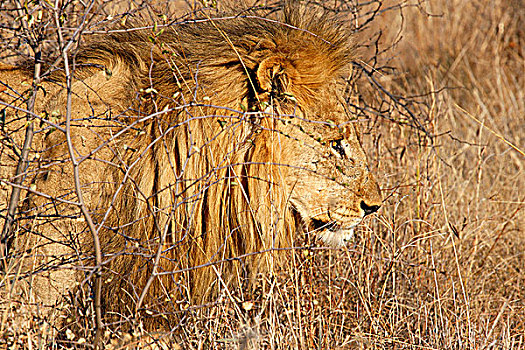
1,0 -> 523,348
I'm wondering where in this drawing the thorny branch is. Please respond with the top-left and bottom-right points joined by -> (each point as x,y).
1,0 -> 42,267
52,0 -> 104,346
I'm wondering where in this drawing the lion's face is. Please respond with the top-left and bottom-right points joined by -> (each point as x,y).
255,54 -> 382,246
269,84 -> 382,247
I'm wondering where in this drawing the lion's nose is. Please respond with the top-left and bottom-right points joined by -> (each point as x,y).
360,200 -> 380,216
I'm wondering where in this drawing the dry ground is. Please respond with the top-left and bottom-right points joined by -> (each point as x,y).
0,0 -> 523,349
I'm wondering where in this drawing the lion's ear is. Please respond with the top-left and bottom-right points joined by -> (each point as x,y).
256,56 -> 295,94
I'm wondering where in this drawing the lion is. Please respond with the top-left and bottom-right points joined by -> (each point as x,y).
0,5 -> 382,330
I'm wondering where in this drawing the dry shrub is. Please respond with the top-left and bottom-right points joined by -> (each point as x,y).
0,0 -> 523,349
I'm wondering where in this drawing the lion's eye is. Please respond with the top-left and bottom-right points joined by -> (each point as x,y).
330,139 -> 346,158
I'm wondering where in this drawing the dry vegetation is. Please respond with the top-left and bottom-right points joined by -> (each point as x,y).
0,0 -> 523,349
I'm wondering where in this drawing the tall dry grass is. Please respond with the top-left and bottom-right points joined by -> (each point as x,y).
0,0 -> 523,348
349,0 -> 524,348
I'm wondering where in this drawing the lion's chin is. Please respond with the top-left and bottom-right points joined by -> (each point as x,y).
318,226 -> 356,247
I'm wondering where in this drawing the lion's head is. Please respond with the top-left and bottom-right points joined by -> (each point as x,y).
1,4 -> 382,327
255,57 -> 382,246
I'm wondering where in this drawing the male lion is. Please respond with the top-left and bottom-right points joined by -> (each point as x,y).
0,5 -> 381,329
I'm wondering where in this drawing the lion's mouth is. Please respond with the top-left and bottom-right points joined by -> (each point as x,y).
291,207 -> 360,246
309,218 -> 357,247
310,218 -> 340,232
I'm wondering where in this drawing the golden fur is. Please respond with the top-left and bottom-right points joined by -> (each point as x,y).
0,5 -> 382,328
